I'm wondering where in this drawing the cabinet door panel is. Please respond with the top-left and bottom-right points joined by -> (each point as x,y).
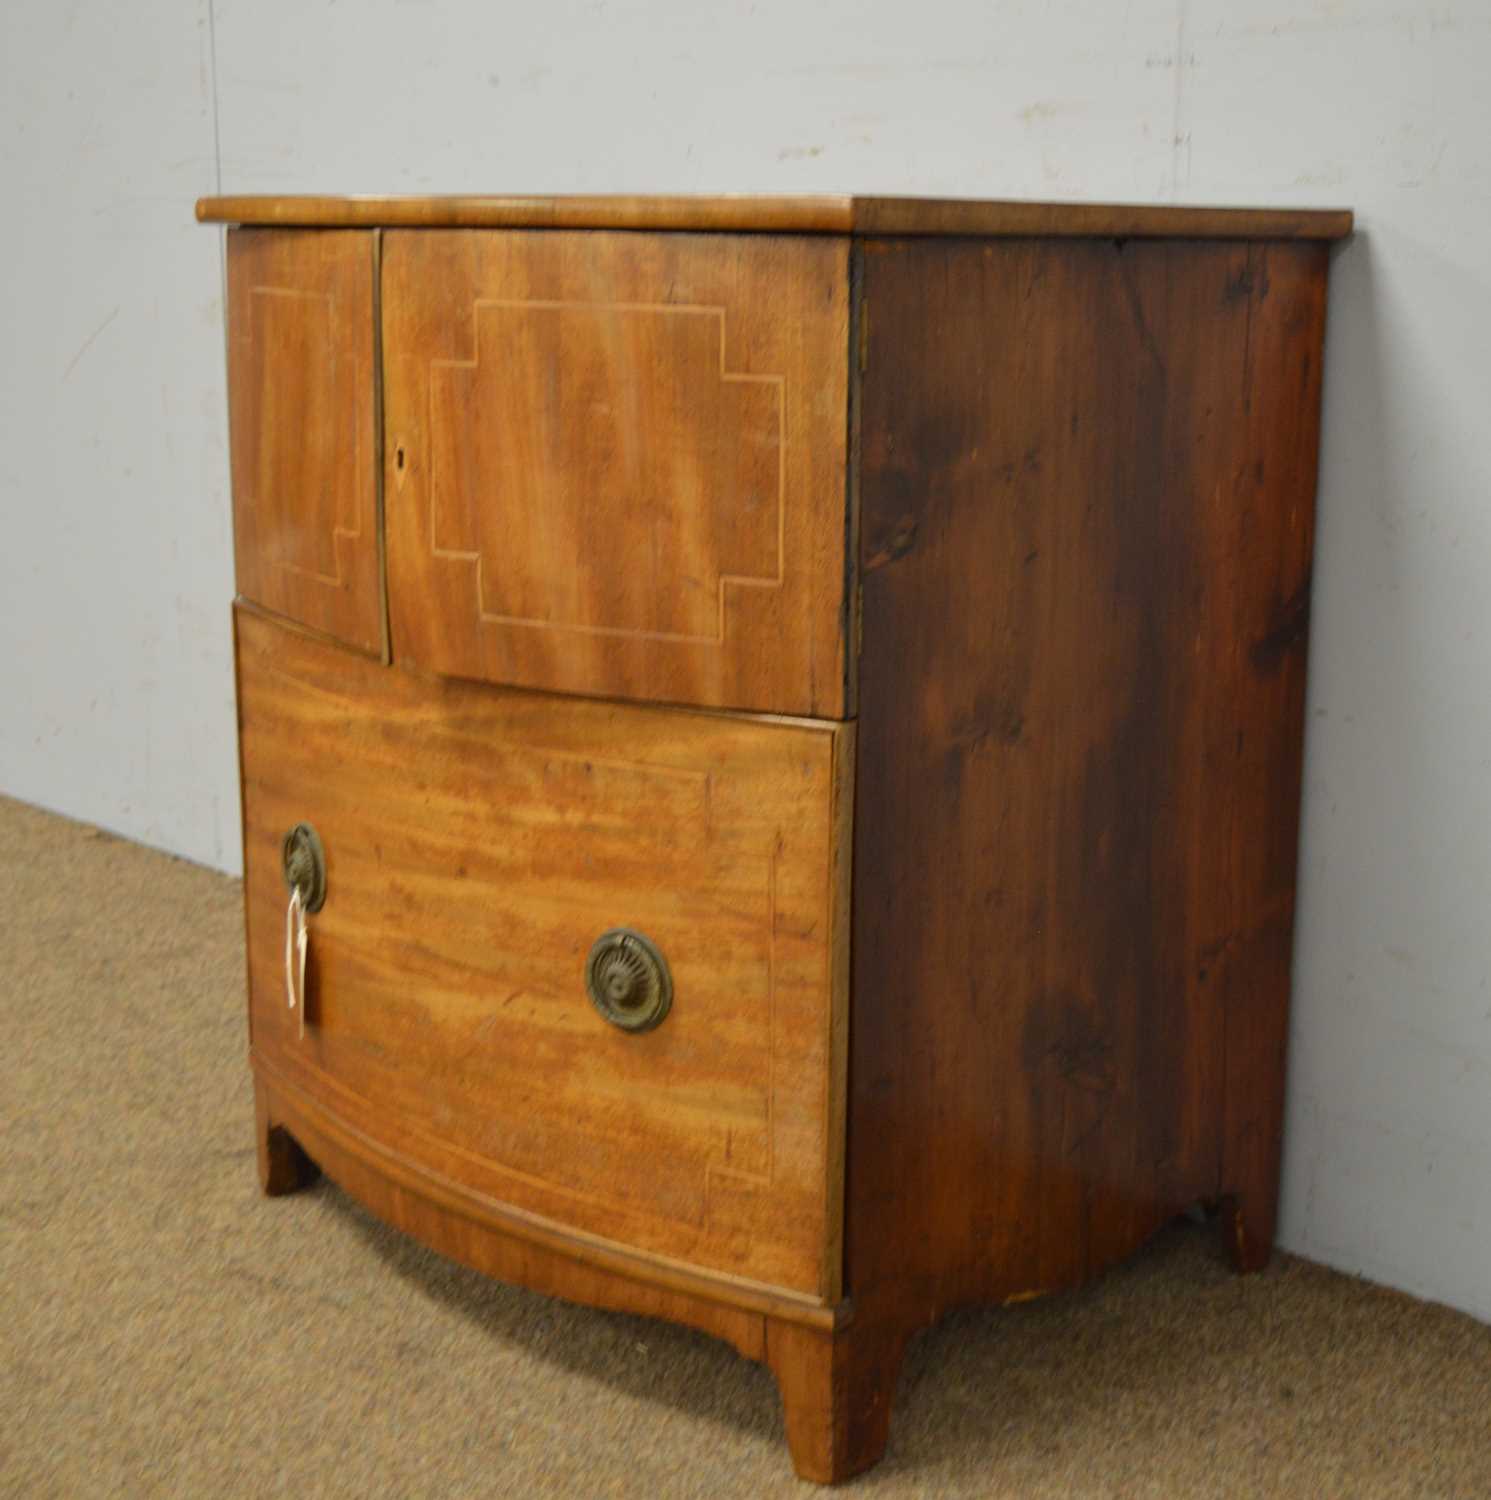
382,229 -> 850,716
226,229 -> 383,654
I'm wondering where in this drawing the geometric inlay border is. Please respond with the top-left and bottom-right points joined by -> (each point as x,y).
243,285 -> 362,589
283,778 -> 784,1231
428,299 -> 786,646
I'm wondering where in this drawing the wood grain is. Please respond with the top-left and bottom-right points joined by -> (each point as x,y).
235,606 -> 851,1301
199,193 -> 1353,241
226,229 -> 384,655
381,229 -> 851,717
847,237 -> 1330,1391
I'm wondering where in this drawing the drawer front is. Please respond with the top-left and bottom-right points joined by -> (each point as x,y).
381,229 -> 851,717
226,229 -> 384,655
236,608 -> 850,1300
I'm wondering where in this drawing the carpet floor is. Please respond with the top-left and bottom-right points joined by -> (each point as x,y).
3,792 -> 1489,1499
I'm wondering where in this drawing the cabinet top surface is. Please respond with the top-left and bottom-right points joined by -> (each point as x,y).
195,193 -> 1352,240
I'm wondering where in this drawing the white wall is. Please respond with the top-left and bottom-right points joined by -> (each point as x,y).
3,0 -> 1488,1321
0,2 -> 237,869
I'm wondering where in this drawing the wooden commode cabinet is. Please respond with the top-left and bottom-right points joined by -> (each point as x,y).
201,192 -> 1351,1483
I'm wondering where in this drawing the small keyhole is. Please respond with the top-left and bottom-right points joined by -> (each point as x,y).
395,446 -> 405,471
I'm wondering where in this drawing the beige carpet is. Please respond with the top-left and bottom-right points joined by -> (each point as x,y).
3,792 -> 1489,1499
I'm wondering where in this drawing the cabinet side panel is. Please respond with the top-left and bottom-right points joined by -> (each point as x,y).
226,229 -> 384,655
850,237 -> 1329,1313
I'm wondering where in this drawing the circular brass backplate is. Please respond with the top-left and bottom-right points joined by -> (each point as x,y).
584,928 -> 672,1033
281,822 -> 327,913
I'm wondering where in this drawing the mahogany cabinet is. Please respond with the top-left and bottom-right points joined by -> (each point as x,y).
200,193 -> 1350,1483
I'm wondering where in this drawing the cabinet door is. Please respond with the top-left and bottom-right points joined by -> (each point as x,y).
226,229 -> 384,654
236,607 -> 851,1300
381,229 -> 851,717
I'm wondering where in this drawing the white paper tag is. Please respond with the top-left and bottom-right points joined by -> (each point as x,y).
284,884 -> 309,1040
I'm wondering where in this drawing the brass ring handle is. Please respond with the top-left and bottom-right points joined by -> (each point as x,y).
281,823 -> 327,913
585,928 -> 672,1033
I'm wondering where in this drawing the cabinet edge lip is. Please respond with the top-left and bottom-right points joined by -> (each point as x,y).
196,195 -> 1354,242
251,1049 -> 849,1331
197,195 -> 859,234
